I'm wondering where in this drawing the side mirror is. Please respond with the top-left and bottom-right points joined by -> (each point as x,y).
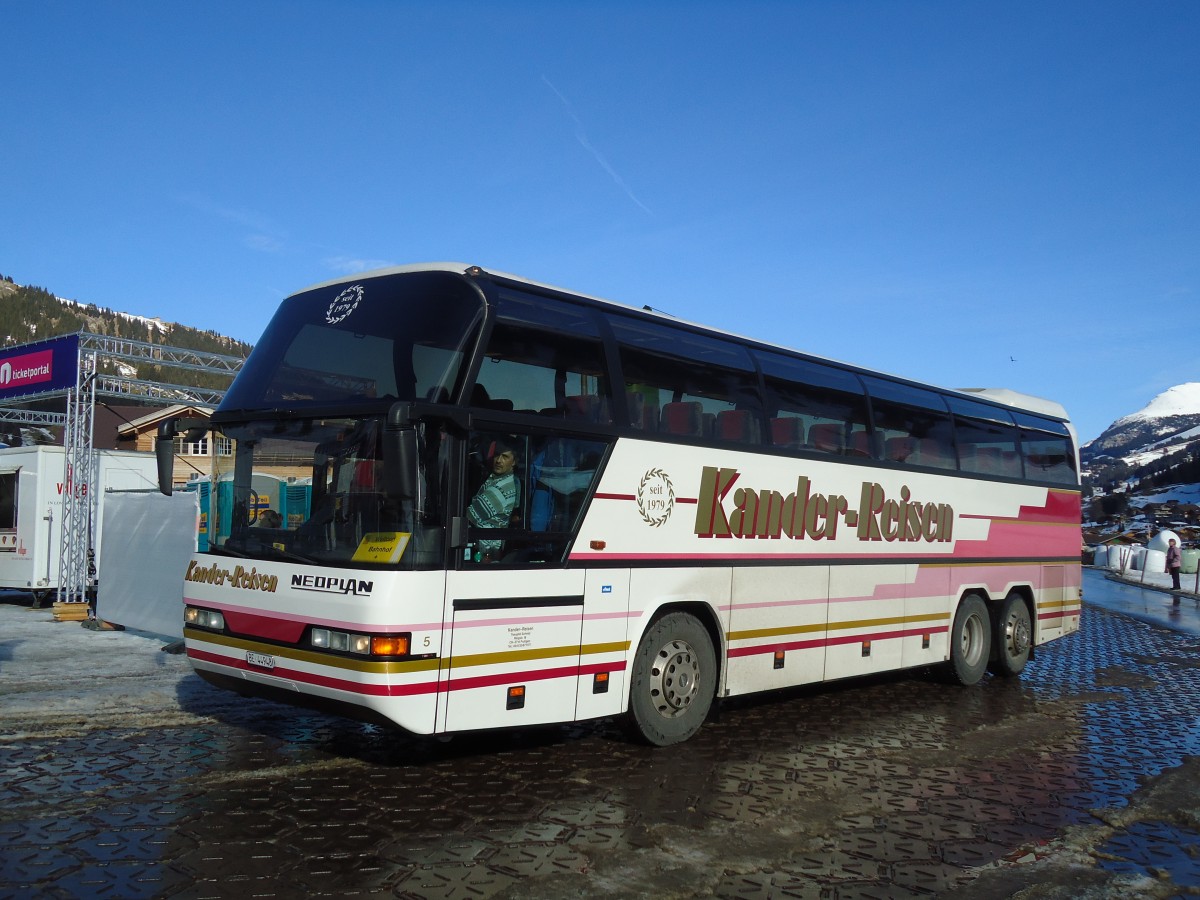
384,403 -> 420,500
155,417 -> 210,497
156,420 -> 178,496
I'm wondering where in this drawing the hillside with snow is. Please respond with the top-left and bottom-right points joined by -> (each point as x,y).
1083,383 -> 1200,534
1082,383 -> 1200,464
0,274 -> 250,358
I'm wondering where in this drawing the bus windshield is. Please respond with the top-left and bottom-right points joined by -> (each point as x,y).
210,415 -> 445,570
219,270 -> 485,413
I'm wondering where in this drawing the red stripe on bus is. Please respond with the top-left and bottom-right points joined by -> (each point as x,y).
443,661 -> 624,692
1038,609 -> 1081,621
593,492 -> 697,504
187,647 -> 626,698
727,626 -> 950,658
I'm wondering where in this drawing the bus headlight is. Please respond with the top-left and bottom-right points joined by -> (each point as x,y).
310,628 -> 409,657
184,606 -> 225,630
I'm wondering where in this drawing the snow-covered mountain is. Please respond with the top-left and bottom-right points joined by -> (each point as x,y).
1082,383 -> 1200,530
1082,383 -> 1200,465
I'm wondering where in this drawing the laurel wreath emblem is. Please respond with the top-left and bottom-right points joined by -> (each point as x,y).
636,467 -> 675,527
325,285 -> 364,325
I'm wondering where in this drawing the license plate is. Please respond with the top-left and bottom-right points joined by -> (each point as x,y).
246,650 -> 276,670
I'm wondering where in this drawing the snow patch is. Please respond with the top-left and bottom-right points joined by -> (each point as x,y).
56,295 -> 172,335
1112,383 -> 1200,428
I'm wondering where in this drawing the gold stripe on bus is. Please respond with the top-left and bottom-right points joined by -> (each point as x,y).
185,628 -> 438,674
444,640 -> 631,671
1037,600 -> 1075,611
188,628 -> 630,675
729,611 -> 948,643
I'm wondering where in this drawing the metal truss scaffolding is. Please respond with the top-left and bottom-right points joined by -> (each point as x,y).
0,331 -> 245,604
59,350 -> 97,605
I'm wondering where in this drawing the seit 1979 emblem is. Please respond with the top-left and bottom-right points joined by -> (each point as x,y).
325,285 -> 364,325
637,467 -> 675,527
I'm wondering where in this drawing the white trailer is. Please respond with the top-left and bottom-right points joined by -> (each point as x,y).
0,447 -> 158,601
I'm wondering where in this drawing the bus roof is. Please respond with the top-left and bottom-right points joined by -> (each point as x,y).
291,262 -> 1070,424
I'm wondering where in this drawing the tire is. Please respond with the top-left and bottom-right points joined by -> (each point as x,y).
944,594 -> 991,686
988,591 -> 1032,677
626,612 -> 717,746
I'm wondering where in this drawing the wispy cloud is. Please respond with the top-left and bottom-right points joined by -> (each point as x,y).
175,193 -> 289,254
322,255 -> 398,275
542,76 -> 652,216
243,233 -> 286,254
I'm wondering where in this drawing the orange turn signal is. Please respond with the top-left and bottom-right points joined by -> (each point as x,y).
371,635 -> 410,656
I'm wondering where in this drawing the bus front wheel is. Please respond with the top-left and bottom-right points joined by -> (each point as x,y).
988,591 -> 1032,677
626,612 -> 716,746
945,594 -> 991,686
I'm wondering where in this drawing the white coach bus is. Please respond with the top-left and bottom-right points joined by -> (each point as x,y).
160,264 -> 1081,746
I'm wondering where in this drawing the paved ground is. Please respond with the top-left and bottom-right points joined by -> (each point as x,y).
3,569 -> 1200,899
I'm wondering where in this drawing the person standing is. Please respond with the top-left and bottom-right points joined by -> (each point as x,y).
1166,538 -> 1183,591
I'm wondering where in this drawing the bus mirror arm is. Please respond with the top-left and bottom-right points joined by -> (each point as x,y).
387,400 -> 469,433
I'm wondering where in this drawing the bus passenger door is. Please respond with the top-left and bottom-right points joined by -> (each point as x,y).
441,568 -> 585,733
575,569 -> 631,722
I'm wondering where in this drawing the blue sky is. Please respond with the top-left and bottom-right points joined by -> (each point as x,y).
2,1 -> 1197,443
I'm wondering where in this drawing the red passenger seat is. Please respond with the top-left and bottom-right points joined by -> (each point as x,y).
808,423 -> 844,453
716,409 -> 760,444
660,401 -> 705,437
770,417 -> 805,449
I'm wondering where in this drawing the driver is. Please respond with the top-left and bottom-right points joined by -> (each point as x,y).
467,438 -> 519,561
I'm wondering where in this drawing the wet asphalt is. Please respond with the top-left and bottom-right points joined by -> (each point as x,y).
2,569 -> 1200,899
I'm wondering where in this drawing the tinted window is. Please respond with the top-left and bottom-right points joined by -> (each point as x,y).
756,352 -> 871,456
611,318 -> 762,443
463,428 -> 609,566
472,292 -> 613,423
1012,412 -> 1077,485
945,396 -> 1021,478
864,378 -> 956,470
221,271 -> 484,412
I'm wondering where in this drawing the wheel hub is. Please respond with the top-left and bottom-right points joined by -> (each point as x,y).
1010,617 -> 1031,655
650,639 -> 700,718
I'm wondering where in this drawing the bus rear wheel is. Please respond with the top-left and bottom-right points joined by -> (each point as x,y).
626,612 -> 716,746
944,594 -> 991,686
988,591 -> 1032,677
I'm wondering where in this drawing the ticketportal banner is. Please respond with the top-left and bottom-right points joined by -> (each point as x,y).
0,335 -> 79,401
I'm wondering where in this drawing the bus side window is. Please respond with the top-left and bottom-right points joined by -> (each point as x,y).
527,436 -> 607,534
947,397 -> 1021,478
864,378 -> 956,470
464,431 -> 608,566
611,318 -> 761,439
1010,411 -> 1077,486
755,351 -> 870,457
476,291 -> 614,421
